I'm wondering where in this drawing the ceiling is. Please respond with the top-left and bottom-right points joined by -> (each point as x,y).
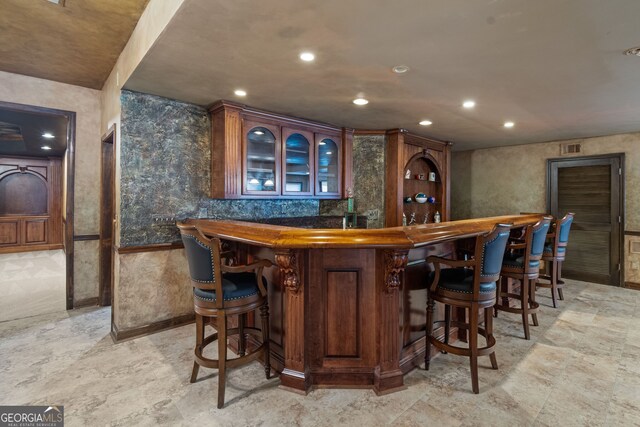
0,0 -> 148,89
124,0 -> 640,151
0,107 -> 68,157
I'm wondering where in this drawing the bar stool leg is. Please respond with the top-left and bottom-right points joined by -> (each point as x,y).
443,304 -> 451,353
260,303 -> 271,379
557,262 -> 564,300
521,278 -> 530,340
425,297 -> 435,370
217,313 -> 228,409
238,313 -> 246,357
551,260 -> 558,308
469,304 -> 479,394
484,307 -> 498,369
530,279 -> 539,326
191,314 -> 204,383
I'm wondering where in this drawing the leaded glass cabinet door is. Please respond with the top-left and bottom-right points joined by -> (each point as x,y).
315,134 -> 341,197
282,128 -> 314,196
242,121 -> 281,196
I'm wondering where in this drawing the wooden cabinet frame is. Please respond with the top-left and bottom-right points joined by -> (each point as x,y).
315,132 -> 342,198
384,129 -> 451,227
209,100 -> 352,199
242,120 -> 281,196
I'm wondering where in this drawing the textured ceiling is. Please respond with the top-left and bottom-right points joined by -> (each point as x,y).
0,0 -> 148,89
0,107 -> 68,157
125,0 -> 640,151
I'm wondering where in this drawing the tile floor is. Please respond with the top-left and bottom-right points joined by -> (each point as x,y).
0,279 -> 639,426
0,249 -> 66,322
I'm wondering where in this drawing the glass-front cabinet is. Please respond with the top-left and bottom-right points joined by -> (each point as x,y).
209,100 -> 351,199
243,121 -> 280,195
282,128 -> 314,196
316,134 -> 341,196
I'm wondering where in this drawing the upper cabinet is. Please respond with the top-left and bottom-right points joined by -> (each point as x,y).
384,129 -> 451,227
209,101 -> 352,199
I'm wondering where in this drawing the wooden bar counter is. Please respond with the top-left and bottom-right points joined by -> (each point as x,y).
184,214 -> 542,395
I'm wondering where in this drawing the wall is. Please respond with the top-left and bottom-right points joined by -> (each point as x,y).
0,70 -> 102,303
320,134 -> 386,228
114,90 -> 320,331
451,131 -> 640,285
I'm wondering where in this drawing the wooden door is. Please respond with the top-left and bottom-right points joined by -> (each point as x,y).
548,155 -> 623,286
99,129 -> 115,306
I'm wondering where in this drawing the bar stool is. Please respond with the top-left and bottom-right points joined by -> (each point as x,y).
178,223 -> 272,409
537,213 -> 574,308
425,223 -> 511,394
495,216 -> 551,340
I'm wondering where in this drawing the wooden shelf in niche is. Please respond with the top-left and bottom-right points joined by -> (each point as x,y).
384,129 -> 451,227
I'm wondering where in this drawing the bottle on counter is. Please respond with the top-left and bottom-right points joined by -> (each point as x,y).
434,211 -> 441,223
402,212 -> 407,226
347,187 -> 355,213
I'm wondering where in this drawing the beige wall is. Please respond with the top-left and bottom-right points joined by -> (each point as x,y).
451,131 -> 640,284
100,0 -> 187,333
0,70 -> 101,302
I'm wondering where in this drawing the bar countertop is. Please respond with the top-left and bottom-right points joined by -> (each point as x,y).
182,214 -> 543,249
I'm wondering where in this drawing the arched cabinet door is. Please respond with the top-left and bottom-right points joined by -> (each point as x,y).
315,134 -> 342,197
282,128 -> 314,196
242,121 -> 281,196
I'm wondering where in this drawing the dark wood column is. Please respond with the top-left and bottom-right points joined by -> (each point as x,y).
374,249 -> 408,394
275,249 -> 310,394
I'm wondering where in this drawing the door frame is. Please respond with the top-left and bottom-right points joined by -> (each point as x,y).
0,100 -> 76,308
99,125 -> 116,307
546,153 -> 625,286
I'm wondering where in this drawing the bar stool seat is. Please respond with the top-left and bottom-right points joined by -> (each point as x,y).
495,216 -> 551,340
178,222 -> 273,409
425,223 -> 511,394
537,213 -> 574,308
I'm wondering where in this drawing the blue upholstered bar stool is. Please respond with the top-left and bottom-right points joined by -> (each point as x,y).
425,223 -> 511,394
537,213 -> 574,308
495,216 -> 551,339
178,222 -> 272,409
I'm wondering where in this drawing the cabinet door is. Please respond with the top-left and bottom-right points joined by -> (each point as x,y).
282,128 -> 314,196
315,134 -> 342,197
242,120 -> 281,196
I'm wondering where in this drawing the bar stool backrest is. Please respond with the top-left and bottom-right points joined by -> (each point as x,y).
530,217 -> 552,259
477,223 -> 512,285
179,223 -> 225,309
552,213 -> 575,257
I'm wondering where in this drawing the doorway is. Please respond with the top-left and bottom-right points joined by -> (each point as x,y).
547,154 -> 624,286
0,100 -> 75,314
99,126 -> 115,307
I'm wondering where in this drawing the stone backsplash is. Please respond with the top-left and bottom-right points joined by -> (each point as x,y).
320,134 -> 386,228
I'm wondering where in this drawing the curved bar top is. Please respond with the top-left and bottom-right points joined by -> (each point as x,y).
181,214 -> 543,249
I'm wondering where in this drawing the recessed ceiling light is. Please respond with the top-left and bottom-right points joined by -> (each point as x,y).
41,145 -> 52,150
392,65 -> 410,74
42,132 -> 54,138
419,120 -> 433,126
299,52 -> 315,62
326,151 -> 332,155
234,89 -> 247,97
503,121 -> 515,128
462,100 -> 476,109
254,130 -> 264,135
353,98 -> 369,106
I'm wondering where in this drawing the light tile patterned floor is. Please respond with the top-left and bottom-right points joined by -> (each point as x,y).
0,279 -> 639,426
0,250 -> 66,322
